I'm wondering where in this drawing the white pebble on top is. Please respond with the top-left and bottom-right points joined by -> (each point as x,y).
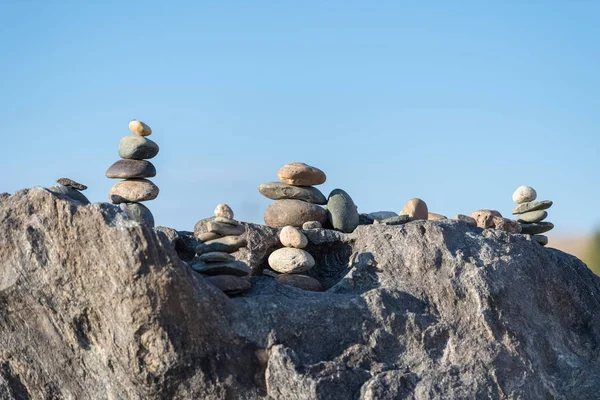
512,186 -> 537,204
214,204 -> 234,219
129,120 -> 152,136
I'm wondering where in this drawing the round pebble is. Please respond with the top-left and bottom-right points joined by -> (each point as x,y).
106,159 -> 156,179
129,120 -> 152,136
214,204 -> 234,219
108,179 -> 159,204
400,198 -> 428,221
119,203 -> 155,227
118,135 -> 159,160
512,186 -> 537,204
279,226 -> 308,249
277,162 -> 326,186
268,248 -> 315,274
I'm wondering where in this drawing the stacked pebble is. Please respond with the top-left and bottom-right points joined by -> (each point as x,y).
192,204 -> 251,296
106,120 -> 159,227
259,162 -> 328,228
265,226 -> 322,291
512,185 -> 554,246
49,178 -> 90,205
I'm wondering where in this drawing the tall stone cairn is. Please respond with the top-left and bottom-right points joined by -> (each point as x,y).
259,162 -> 328,228
105,120 -> 159,227
511,185 -> 554,246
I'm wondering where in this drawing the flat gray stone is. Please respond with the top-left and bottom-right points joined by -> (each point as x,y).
258,182 -> 327,205
532,235 -> 548,246
368,211 -> 398,221
196,235 -> 247,254
377,215 -> 410,226
327,189 -> 359,233
120,203 -> 155,227
190,260 -> 250,276
118,135 -> 159,160
207,221 -> 245,236
512,200 -> 553,215
49,185 -> 90,205
198,252 -> 234,262
106,159 -> 156,179
520,222 -> 554,235
56,178 -> 87,191
515,210 -> 548,224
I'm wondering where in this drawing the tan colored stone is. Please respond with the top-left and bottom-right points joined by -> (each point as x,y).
268,248 -> 315,274
469,210 -> 503,229
264,200 -> 327,228
276,274 -> 322,291
108,179 -> 159,204
428,213 -> 447,221
277,162 -> 326,186
453,214 -> 477,226
492,217 -> 522,234
400,198 -> 428,221
279,226 -> 308,249
214,204 -> 234,219
128,120 -> 152,136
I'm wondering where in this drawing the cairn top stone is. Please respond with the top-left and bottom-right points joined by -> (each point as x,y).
512,185 -> 537,204
400,198 -> 428,221
277,162 -> 326,186
56,178 -> 87,191
129,120 -> 152,136
214,204 -> 234,219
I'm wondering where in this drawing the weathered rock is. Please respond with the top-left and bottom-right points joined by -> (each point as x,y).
302,221 -> 322,230
327,189 -> 359,233
520,222 -> 554,235
198,252 -> 235,263
214,204 -> 234,219
515,210 -> 548,224
207,221 -> 245,237
48,185 -> 91,205
108,179 -> 159,204
277,162 -> 326,186
512,185 -> 537,204
118,135 -> 159,160
128,120 -> 152,136
190,260 -> 251,276
428,213 -> 447,221
358,213 -> 375,225
56,178 -> 87,191
492,217 -> 522,234
512,200 -> 553,215
193,216 -> 215,239
105,159 -> 156,179
453,214 -> 477,226
400,198 -> 428,221
268,247 -> 316,273
532,235 -> 549,246
275,274 -> 322,291
153,227 -> 197,262
279,226 -> 308,249
258,182 -> 327,205
376,215 -> 410,226
196,235 -> 247,254
367,211 -> 398,221
119,202 -> 155,227
264,200 -> 327,228
1,188 -> 599,399
469,209 -> 503,229
204,275 -> 251,295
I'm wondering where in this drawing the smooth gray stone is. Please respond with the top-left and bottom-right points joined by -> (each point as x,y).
198,252 -> 234,263
358,213 -> 375,225
120,203 -> 155,227
196,235 -> 247,254
106,159 -> 156,179
532,235 -> 548,246
56,178 -> 87,191
190,260 -> 250,276
520,222 -> 554,235
515,210 -> 548,224
49,185 -> 90,205
378,215 -> 410,226
258,182 -> 327,205
327,189 -> 359,233
368,211 -> 398,221
118,135 -> 159,160
512,200 -> 553,215
207,221 -> 245,236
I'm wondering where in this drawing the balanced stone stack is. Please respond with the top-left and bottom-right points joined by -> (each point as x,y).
106,120 -> 159,227
259,162 -> 328,228
192,204 -> 251,296
266,226 -> 321,291
512,185 -> 553,246
49,178 -> 90,205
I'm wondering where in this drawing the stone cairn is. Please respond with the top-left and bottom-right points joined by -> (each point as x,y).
264,226 -> 322,291
105,120 -> 159,227
512,185 -> 553,246
259,162 -> 328,228
49,178 -> 90,205
192,204 -> 251,296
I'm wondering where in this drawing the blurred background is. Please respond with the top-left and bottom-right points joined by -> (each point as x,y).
0,1 -> 598,273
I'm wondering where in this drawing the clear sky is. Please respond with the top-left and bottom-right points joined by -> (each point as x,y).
1,1 -> 598,234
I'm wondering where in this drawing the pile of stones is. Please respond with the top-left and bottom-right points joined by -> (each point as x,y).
49,178 -> 90,205
106,120 -> 159,227
260,162 -> 328,228
264,226 -> 321,291
192,204 -> 251,296
512,185 -> 553,246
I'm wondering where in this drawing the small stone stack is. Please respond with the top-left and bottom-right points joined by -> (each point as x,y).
512,185 -> 554,246
106,120 -> 159,227
259,162 -> 328,228
266,226 -> 321,291
192,204 -> 251,296
49,178 -> 90,205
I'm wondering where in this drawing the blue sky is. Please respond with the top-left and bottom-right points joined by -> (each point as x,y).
1,1 -> 598,235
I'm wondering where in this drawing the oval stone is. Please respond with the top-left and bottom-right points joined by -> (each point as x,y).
428,213 -> 447,221
276,274 -> 322,291
469,210 -> 502,228
515,210 -> 548,223
277,162 -> 326,186
108,179 -> 159,204
106,159 -> 156,179
453,214 -> 477,226
264,200 -> 328,227
268,248 -> 315,273
119,203 -> 155,227
400,198 -> 429,221
279,226 -> 308,249
214,204 -> 234,219
520,222 -> 554,235
128,120 -> 152,136
302,221 -> 322,230
198,252 -> 234,263
258,182 -> 327,204
532,235 -> 549,246
327,189 -> 359,233
191,260 -> 250,276
118,135 -> 159,160
512,200 -> 553,215
512,186 -> 537,204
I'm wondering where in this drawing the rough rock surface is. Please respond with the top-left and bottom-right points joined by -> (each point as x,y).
1,187 -> 600,399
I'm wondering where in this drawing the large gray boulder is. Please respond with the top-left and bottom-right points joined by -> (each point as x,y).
1,187 -> 599,399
